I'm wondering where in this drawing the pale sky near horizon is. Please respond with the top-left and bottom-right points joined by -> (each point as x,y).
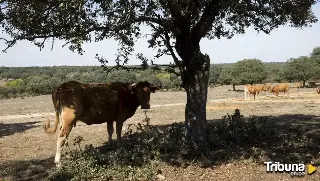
0,4 -> 320,67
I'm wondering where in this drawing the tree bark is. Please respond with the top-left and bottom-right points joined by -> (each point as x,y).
182,53 -> 210,149
303,80 -> 306,88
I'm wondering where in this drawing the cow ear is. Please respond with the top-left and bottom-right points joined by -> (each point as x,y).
150,82 -> 161,93
150,84 -> 158,93
129,83 -> 137,94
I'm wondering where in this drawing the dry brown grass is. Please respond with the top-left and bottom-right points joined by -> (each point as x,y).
1,85 -> 320,180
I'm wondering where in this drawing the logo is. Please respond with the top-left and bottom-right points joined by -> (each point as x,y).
308,164 -> 317,175
264,161 -> 317,177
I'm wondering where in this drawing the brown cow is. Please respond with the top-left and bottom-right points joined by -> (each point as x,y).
253,84 -> 265,95
317,88 -> 320,94
270,83 -> 290,97
262,84 -> 271,92
244,84 -> 269,100
244,84 -> 253,100
44,81 -> 160,167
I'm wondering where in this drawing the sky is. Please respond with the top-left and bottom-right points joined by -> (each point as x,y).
0,4 -> 320,67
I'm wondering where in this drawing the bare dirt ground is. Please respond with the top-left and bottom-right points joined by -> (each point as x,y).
1,85 -> 320,180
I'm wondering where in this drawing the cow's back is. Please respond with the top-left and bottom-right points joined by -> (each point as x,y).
272,84 -> 289,92
52,81 -> 82,111
75,82 -> 140,124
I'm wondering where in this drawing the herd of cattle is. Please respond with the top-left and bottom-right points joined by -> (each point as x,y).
243,82 -> 319,100
43,80 -> 320,167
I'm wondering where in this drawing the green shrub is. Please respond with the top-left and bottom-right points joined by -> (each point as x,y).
47,109 -> 284,180
4,79 -> 24,87
23,76 -> 61,95
0,86 -> 25,99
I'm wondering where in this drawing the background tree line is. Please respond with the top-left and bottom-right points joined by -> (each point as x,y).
1,47 -> 320,99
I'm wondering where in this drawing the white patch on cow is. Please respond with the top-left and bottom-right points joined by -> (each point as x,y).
54,109 -> 64,167
54,136 -> 63,167
244,85 -> 249,100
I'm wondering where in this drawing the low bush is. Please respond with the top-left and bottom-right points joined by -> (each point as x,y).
47,110 -> 284,180
0,86 -> 26,99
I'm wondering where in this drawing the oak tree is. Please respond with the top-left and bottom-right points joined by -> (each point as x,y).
217,65 -> 241,91
0,0 -> 319,147
232,58 -> 267,85
283,56 -> 318,87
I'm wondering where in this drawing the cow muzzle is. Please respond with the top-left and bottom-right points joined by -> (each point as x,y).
141,104 -> 150,109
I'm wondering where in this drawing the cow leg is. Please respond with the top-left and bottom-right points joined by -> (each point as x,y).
114,113 -> 127,146
107,121 -> 114,146
116,121 -> 124,145
54,108 -> 77,168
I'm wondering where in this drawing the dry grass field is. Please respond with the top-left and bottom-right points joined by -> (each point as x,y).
1,85 -> 320,180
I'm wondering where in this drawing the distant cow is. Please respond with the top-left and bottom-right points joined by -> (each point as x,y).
244,84 -> 253,100
294,82 -> 302,88
294,82 -> 302,91
44,81 -> 160,167
262,84 -> 271,92
244,84 -> 269,100
270,84 -> 290,97
317,88 -> 320,94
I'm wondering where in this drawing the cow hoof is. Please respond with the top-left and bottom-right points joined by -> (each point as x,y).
55,162 -> 62,168
107,141 -> 113,147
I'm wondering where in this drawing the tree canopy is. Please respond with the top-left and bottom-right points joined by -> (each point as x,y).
232,59 -> 267,85
311,46 -> 320,57
1,0 -> 319,146
217,65 -> 238,85
0,0 -> 318,73
310,46 -> 320,65
217,59 -> 267,90
283,56 -> 319,86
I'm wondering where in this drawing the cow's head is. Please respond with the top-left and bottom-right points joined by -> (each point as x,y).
269,86 -> 275,93
262,84 -> 271,91
129,81 -> 161,109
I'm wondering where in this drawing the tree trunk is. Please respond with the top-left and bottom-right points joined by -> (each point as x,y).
303,80 -> 306,88
182,53 -> 210,149
232,84 -> 236,91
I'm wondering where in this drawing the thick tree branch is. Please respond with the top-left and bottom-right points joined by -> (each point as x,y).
149,24 -> 179,64
191,0 -> 221,44
148,22 -> 183,75
161,0 -> 184,24
163,32 -> 179,64
159,0 -> 191,38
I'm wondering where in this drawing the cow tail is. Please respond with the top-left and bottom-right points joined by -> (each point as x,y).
44,88 -> 61,134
